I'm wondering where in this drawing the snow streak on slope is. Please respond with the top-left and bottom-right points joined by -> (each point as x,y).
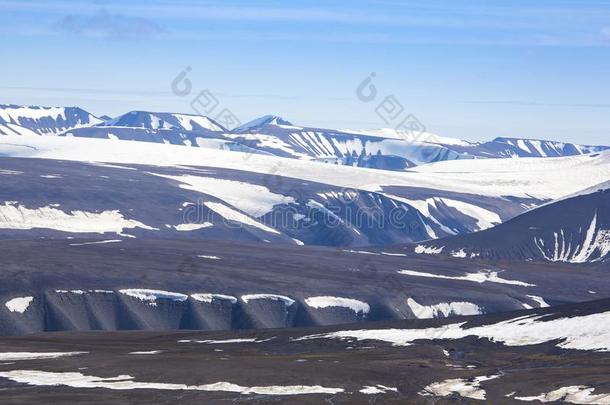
154,174 -> 294,217
398,269 -> 534,287
535,212 -> 610,263
203,202 -> 281,234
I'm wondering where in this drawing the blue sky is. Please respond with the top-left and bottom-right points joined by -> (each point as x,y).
1,0 -> 609,144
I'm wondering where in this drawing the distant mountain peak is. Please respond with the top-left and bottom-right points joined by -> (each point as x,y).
99,110 -> 226,132
234,115 -> 295,132
0,104 -> 102,136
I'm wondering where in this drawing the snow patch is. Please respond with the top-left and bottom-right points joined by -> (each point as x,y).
241,294 -> 296,306
128,351 -> 162,355
196,255 -> 221,260
190,294 -> 237,304
204,201 -> 280,234
0,202 -> 156,234
4,297 -> 34,314
0,352 -> 87,361
516,386 -> 610,404
359,385 -> 398,395
0,370 -> 344,395
69,239 -> 122,246
154,174 -> 294,217
174,223 -> 213,231
420,375 -> 500,400
304,296 -> 370,315
414,245 -> 444,255
407,298 -> 483,319
119,289 -> 188,306
398,269 -> 534,287
299,310 -> 610,352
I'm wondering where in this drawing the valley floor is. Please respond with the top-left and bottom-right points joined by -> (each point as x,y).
1,299 -> 610,404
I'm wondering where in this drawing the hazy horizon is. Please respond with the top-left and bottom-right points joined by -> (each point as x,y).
1,0 -> 609,144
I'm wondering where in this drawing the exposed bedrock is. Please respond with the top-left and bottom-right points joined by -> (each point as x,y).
0,289 -> 538,336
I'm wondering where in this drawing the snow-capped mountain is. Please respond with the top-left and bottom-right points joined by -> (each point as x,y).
99,110 -> 226,132
3,105 -> 608,173
477,137 -> 610,158
0,134 -> 608,247
0,105 -> 102,136
233,114 -> 298,132
412,181 -> 610,263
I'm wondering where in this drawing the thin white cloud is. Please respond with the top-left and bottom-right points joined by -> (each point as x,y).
54,8 -> 166,40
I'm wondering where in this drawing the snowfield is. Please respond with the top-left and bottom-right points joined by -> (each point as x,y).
0,370 -> 344,395
299,310 -> 610,352
0,202 -> 157,234
153,174 -> 294,217
0,134 -> 608,201
516,386 -> 610,404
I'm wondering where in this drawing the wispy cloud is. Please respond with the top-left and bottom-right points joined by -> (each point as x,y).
54,8 -> 166,40
463,100 -> 610,109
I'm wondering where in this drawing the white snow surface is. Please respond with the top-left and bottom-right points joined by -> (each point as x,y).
241,294 -> 296,306
398,196 -> 501,232
398,269 -> 534,287
190,294 -> 237,304
0,370 -> 344,395
173,223 -> 213,231
196,255 -> 221,260
0,106 -> 101,135
304,296 -> 370,314
128,351 -> 162,355
69,239 -> 122,246
4,297 -> 34,314
414,245 -> 444,255
299,310 -> 610,352
407,298 -> 483,319
0,134 -> 608,201
535,212 -> 610,263
526,295 -> 550,308
204,201 -> 280,234
0,202 -> 156,234
516,386 -> 610,404
154,174 -> 294,217
359,385 -> 399,395
119,289 -> 188,306
0,352 -> 87,361
179,338 -> 264,344
420,375 -> 500,400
